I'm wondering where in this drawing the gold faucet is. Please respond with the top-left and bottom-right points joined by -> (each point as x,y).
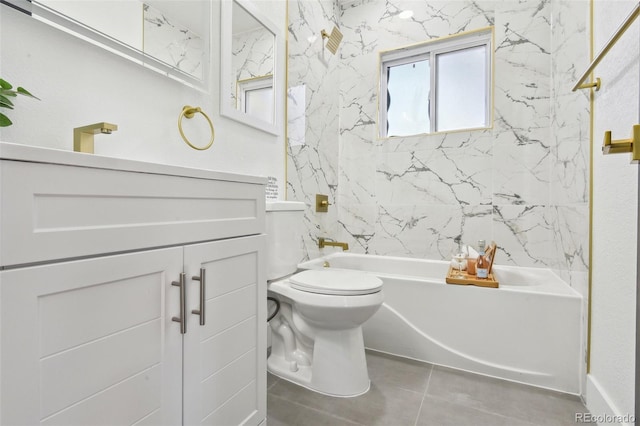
73,122 -> 118,153
318,237 -> 349,251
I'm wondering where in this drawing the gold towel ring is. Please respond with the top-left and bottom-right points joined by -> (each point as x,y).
178,105 -> 215,150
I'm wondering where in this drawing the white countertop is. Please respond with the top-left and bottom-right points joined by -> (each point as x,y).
0,142 -> 267,185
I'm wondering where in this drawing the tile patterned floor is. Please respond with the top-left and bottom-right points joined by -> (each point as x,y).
267,351 -> 592,426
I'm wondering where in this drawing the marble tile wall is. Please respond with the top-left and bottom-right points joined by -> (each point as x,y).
287,0 -> 342,259
230,27 -> 275,108
549,0 -> 590,293
287,0 -> 589,289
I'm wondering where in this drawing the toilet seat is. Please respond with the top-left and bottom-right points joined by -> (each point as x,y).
289,270 -> 382,296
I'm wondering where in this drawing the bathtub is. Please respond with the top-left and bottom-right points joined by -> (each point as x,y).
297,253 -> 583,394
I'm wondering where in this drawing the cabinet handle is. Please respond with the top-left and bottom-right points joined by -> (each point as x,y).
191,268 -> 206,326
172,273 -> 187,334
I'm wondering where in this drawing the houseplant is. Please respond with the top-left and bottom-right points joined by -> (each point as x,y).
0,78 -> 39,127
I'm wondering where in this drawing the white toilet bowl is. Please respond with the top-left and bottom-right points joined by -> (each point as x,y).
267,269 -> 384,397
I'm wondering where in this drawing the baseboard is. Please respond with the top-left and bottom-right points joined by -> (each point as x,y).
585,375 -> 635,425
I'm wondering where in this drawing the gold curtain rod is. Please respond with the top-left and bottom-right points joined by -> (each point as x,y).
572,1 -> 640,92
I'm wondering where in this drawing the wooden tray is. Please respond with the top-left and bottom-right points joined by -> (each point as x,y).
445,266 -> 499,288
445,241 -> 499,288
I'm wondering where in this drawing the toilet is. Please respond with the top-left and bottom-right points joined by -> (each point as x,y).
266,201 -> 384,397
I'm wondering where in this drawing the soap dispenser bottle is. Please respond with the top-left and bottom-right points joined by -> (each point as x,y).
476,240 -> 488,279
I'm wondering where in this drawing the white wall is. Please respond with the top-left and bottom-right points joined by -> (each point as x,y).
588,0 -> 638,422
0,1 -> 287,196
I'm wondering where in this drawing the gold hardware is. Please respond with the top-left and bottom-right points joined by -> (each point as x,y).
323,261 -> 331,268
575,77 -> 601,92
316,194 -> 329,212
172,273 -> 187,334
178,105 -> 215,150
602,124 -> 640,162
191,268 -> 206,326
318,237 -> 349,251
572,2 -> 640,92
321,26 -> 343,55
73,122 -> 118,154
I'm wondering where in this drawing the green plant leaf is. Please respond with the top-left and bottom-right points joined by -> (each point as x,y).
0,79 -> 38,127
0,112 -> 13,127
17,87 -> 40,100
0,79 -> 13,90
0,94 -> 15,108
0,89 -> 17,97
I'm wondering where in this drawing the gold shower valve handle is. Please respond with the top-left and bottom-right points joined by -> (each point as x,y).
602,124 -> 640,162
316,194 -> 330,212
178,105 -> 215,151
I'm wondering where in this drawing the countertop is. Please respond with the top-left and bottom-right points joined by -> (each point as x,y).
0,141 -> 267,185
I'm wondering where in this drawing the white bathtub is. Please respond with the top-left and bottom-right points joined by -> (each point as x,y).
297,253 -> 583,394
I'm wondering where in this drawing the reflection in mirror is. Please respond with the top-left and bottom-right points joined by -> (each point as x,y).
5,0 -> 210,88
220,0 -> 282,135
238,75 -> 273,123
229,1 -> 274,121
143,2 -> 205,80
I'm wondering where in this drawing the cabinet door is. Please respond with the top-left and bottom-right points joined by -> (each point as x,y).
183,235 -> 266,426
0,248 -> 184,426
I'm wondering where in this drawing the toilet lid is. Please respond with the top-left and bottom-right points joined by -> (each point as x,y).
290,270 -> 383,296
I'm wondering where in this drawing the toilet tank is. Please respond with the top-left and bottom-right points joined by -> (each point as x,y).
266,201 -> 306,280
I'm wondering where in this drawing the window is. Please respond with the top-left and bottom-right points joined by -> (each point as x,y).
237,75 -> 274,124
379,28 -> 492,138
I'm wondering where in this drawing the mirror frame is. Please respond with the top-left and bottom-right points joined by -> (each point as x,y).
2,0 -> 211,91
220,0 -> 284,136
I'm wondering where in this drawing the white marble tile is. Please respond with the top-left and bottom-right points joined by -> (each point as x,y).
549,205 -> 589,272
492,204 -> 553,266
338,149 -> 377,205
548,0 -> 589,282
336,203 -> 378,253
550,94 -> 590,204
370,204 -> 494,260
143,3 -> 203,79
375,147 -> 492,206
491,125 -> 551,206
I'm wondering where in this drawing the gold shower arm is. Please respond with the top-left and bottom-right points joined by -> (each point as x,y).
572,2 -> 640,92
602,124 -> 640,162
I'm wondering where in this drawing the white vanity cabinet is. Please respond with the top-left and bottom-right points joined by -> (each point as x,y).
0,143 -> 267,426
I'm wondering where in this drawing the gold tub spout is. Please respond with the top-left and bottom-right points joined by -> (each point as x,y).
318,237 -> 349,251
74,122 -> 118,153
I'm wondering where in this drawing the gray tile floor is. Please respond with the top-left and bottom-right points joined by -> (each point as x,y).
267,350 -> 593,426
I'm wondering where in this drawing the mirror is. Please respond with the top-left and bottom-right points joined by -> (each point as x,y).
220,0 -> 283,135
3,0 -> 210,89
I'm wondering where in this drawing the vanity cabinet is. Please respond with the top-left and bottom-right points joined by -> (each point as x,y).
0,143 -> 266,426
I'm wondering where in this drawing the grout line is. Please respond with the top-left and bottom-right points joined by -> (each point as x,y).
424,363 -> 434,396
423,390 -> 559,426
266,372 -> 280,391
413,365 -> 434,426
267,392 -> 365,426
